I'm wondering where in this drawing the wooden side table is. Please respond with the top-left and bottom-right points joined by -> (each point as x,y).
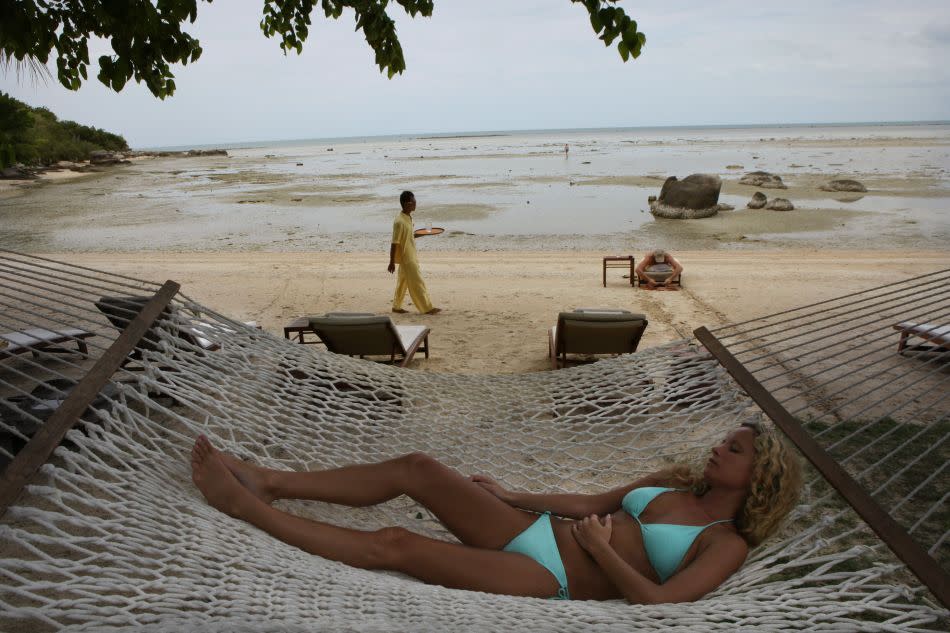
603,255 -> 635,287
283,316 -> 323,345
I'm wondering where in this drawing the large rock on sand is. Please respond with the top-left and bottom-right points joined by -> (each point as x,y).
0,166 -> 34,179
89,150 -> 121,164
747,192 -> 767,209
766,198 -> 794,211
90,150 -> 132,166
819,179 -> 867,192
650,173 -> 722,219
186,149 -> 228,157
739,171 -> 787,189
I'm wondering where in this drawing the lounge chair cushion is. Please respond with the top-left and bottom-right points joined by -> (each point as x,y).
1,328 -> 93,355
308,314 -> 430,366
574,308 -> 633,315
395,325 -> 428,352
309,315 -> 403,356
895,322 -> 950,343
552,311 -> 648,356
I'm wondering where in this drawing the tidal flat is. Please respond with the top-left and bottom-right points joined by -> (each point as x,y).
1,123 -> 947,253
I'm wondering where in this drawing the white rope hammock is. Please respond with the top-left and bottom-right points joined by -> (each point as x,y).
0,251 -> 947,631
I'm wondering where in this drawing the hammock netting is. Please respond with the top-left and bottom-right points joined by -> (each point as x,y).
0,251 -> 947,631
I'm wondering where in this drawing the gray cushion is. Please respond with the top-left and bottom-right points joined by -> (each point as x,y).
554,311 -> 648,356
308,315 -> 401,355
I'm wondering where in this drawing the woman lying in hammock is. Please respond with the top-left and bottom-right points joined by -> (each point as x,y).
191,421 -> 801,604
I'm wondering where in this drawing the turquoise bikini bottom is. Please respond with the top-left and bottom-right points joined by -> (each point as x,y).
502,511 -> 570,600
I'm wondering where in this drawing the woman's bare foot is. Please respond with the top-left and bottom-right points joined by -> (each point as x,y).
191,435 -> 258,518
217,451 -> 276,504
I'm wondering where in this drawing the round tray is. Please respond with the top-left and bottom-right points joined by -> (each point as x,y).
414,227 -> 445,236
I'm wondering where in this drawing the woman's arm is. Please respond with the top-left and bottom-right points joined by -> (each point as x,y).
574,516 -> 748,604
470,473 -> 663,519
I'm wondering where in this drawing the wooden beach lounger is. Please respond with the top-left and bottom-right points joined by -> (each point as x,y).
893,321 -> 950,354
548,308 -> 648,369
308,313 -> 430,367
95,296 -> 223,370
0,327 -> 94,359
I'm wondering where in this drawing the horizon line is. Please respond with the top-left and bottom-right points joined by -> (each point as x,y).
140,119 -> 950,152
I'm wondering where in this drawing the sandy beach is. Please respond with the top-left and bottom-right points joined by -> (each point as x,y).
57,249 -> 950,374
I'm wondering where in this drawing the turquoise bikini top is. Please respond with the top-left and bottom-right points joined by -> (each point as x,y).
621,487 -> 733,583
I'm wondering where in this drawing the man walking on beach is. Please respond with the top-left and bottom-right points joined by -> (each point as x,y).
388,191 -> 441,314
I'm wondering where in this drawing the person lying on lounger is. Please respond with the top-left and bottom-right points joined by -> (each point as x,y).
191,421 -> 801,604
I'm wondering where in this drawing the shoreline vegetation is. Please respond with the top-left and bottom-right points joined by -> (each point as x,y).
0,92 -> 128,172
0,93 -> 229,181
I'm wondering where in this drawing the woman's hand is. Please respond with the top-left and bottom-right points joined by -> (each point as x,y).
470,474 -> 512,503
572,513 -> 613,554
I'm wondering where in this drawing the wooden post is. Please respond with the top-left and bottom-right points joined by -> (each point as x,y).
0,281 -> 180,517
694,326 -> 949,609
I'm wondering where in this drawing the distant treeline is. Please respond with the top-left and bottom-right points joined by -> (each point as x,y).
0,92 -> 128,168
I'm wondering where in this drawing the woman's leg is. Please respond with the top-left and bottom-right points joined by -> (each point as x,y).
209,437 -> 535,549
193,439 -> 559,598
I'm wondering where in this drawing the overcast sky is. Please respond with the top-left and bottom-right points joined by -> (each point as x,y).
3,0 -> 949,148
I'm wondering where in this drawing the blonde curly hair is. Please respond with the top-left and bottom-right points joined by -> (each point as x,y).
664,421 -> 802,547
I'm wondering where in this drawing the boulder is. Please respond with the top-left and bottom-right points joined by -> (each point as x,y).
649,174 -> 722,219
739,171 -> 787,189
650,202 -> 719,219
657,174 -> 722,210
747,192 -> 767,209
819,179 -> 867,192
0,166 -> 34,179
89,150 -> 119,164
187,149 -> 228,157
766,198 -> 794,211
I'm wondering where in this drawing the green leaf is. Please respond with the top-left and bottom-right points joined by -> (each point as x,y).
589,12 -> 602,33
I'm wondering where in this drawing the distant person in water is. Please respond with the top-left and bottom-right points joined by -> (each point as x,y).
636,249 -> 683,289
387,191 -> 441,314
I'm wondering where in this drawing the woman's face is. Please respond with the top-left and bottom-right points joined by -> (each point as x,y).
704,426 -> 757,490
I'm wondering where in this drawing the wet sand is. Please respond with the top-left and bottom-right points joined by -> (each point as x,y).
1,126 -> 947,253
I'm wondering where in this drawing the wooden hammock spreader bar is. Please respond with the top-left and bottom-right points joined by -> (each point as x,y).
695,325 -> 949,609
0,280 -> 180,518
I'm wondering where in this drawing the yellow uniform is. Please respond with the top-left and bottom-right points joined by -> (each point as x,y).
391,212 -> 434,313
